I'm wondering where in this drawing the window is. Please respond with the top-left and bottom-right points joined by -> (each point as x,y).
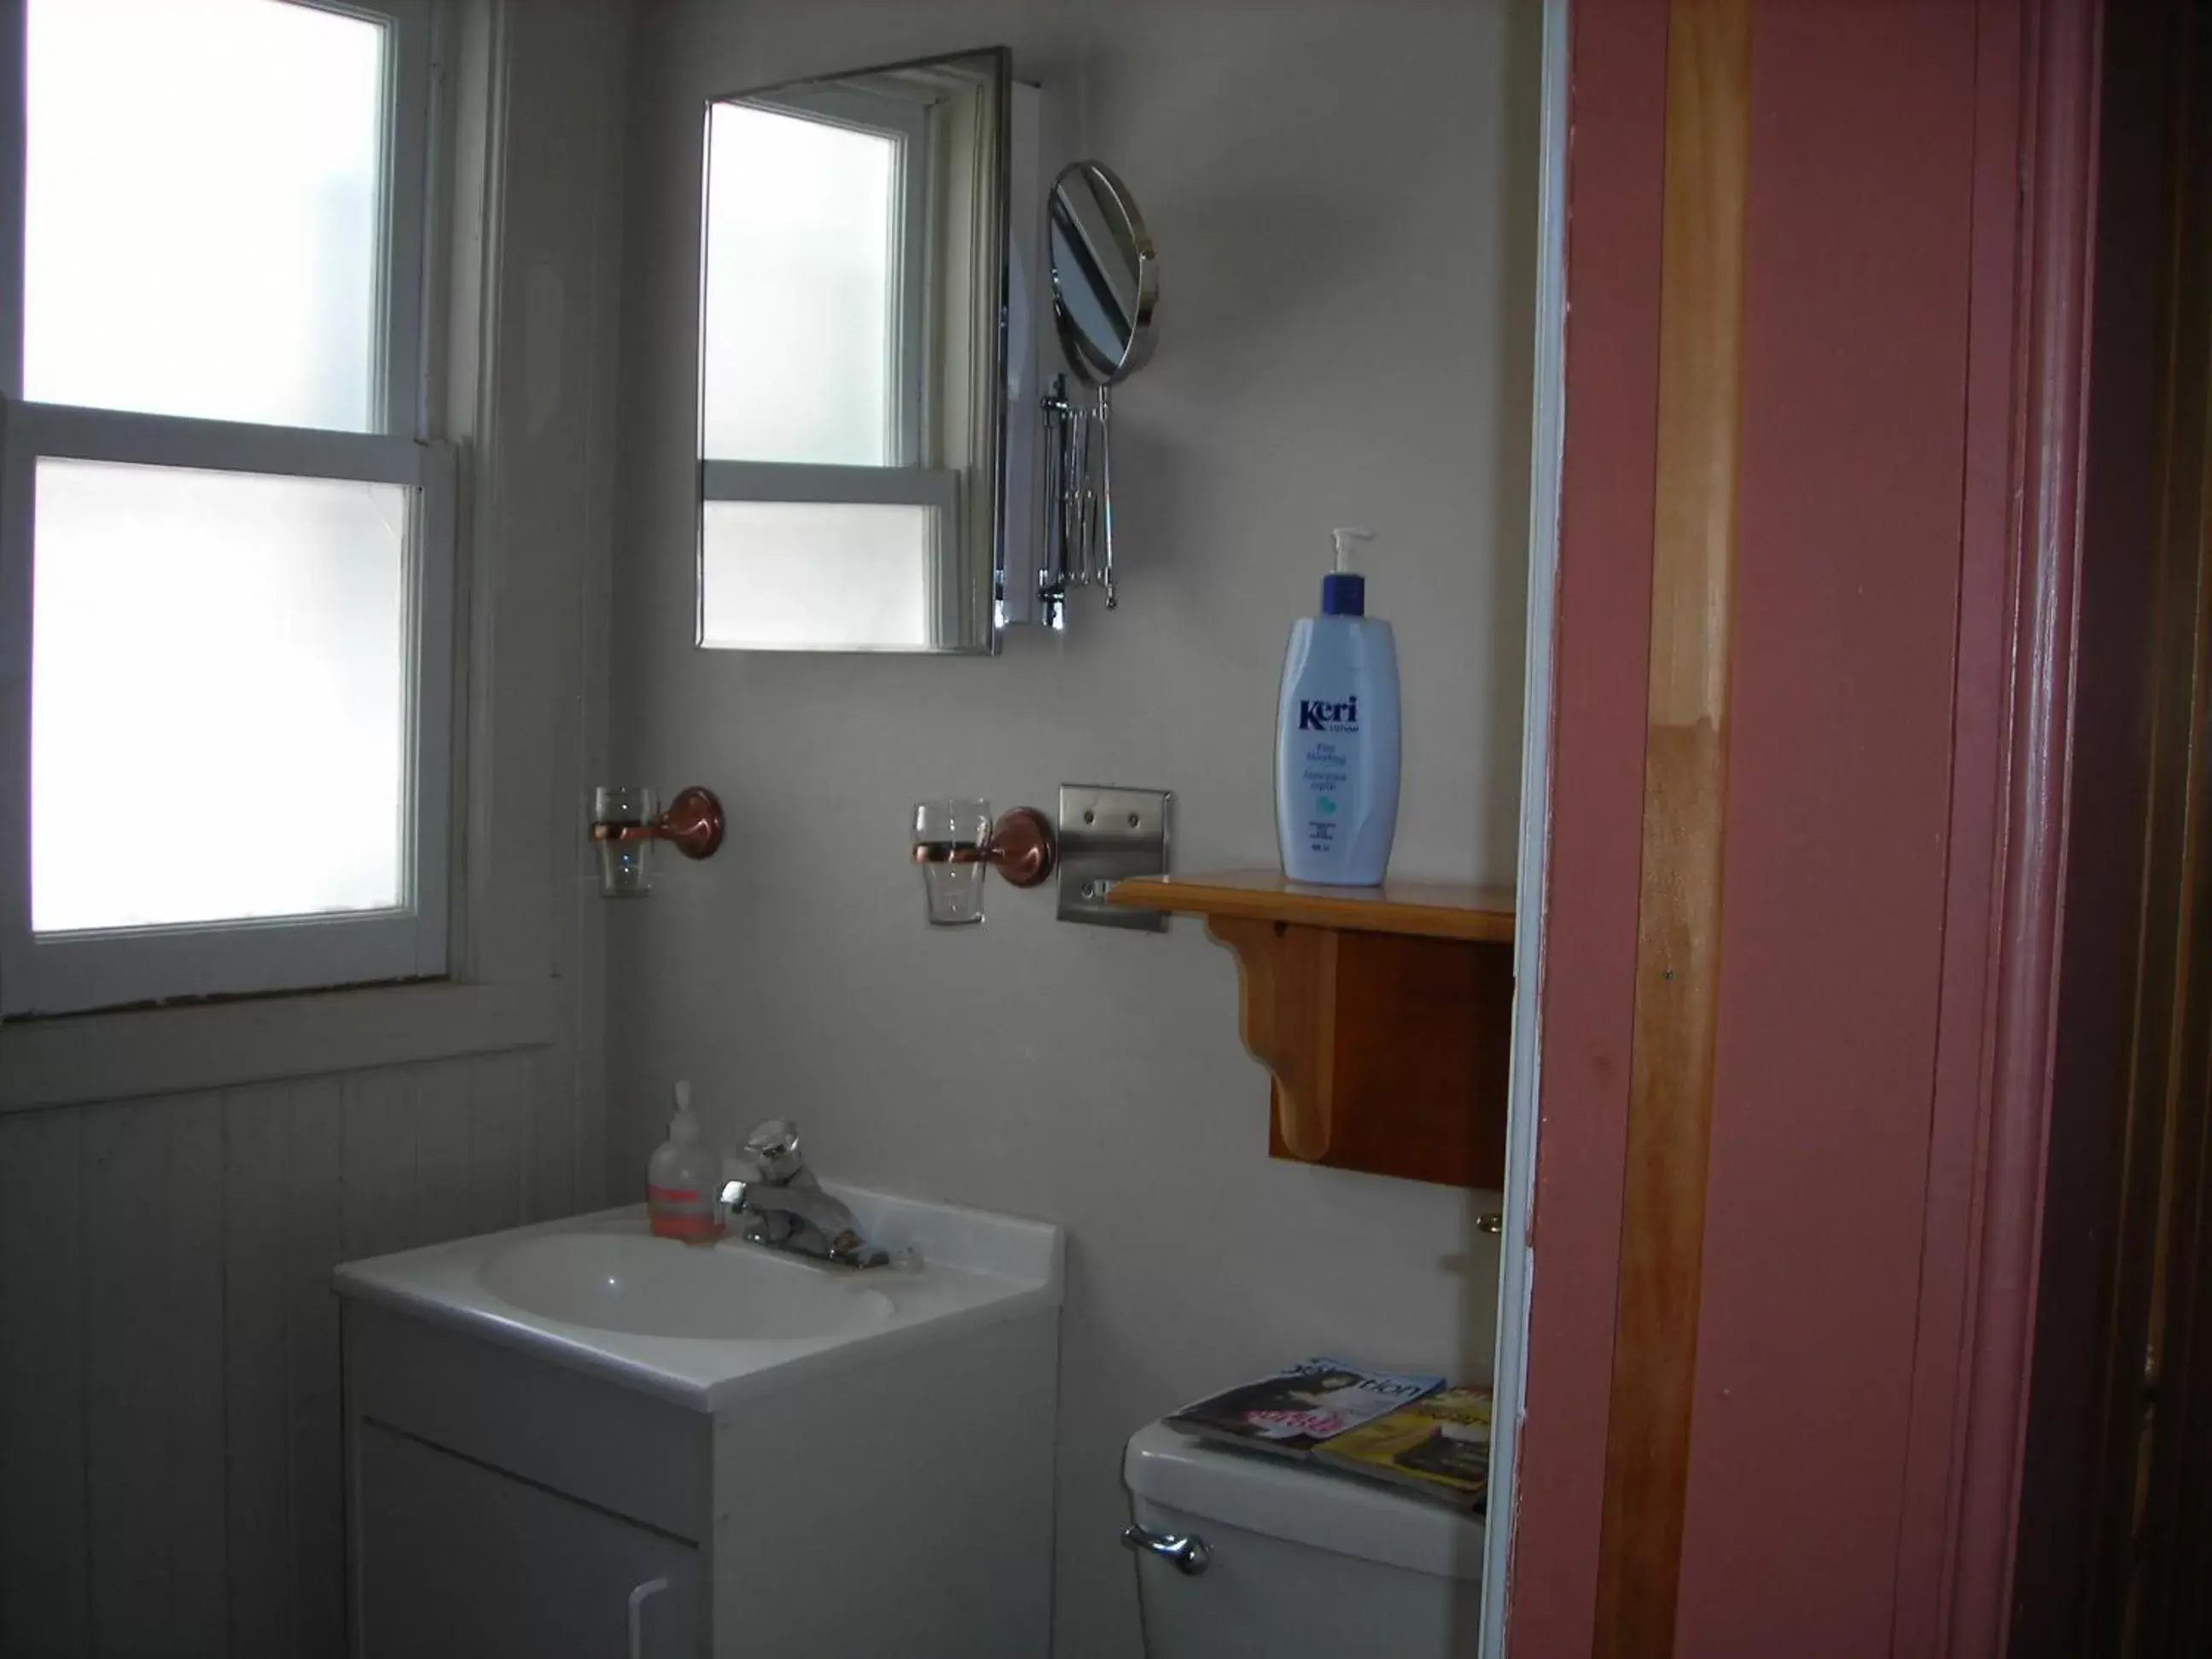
1,0 -> 451,1016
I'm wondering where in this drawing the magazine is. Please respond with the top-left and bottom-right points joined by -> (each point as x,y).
1315,1385 -> 1493,1511
1164,1357 -> 1446,1458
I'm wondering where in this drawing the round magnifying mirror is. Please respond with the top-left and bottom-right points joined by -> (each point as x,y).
1047,161 -> 1158,387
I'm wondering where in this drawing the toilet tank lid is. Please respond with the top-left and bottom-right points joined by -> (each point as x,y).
1123,1422 -> 1486,1581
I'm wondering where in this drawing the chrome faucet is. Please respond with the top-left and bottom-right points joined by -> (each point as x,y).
719,1119 -> 888,1269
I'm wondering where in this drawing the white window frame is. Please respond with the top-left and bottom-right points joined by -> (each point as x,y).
0,0 -> 455,1017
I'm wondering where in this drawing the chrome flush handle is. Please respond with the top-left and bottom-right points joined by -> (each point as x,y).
1121,1524 -> 1211,1577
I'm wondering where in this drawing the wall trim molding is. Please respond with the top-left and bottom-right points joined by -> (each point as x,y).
0,979 -> 560,1112
1917,0 -> 2106,1650
1482,0 -> 1573,1648
1590,0 -> 1753,1650
1504,0 -> 1673,1646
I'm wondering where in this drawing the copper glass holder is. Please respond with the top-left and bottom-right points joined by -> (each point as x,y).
911,801 -> 1058,925
591,785 -> 725,896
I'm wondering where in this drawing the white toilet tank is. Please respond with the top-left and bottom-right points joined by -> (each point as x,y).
1121,1421 -> 1485,1658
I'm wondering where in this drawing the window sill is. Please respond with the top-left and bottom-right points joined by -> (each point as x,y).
0,978 -> 562,1113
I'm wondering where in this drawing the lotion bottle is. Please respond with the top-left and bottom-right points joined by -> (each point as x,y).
1275,527 -> 1401,886
646,1080 -> 725,1245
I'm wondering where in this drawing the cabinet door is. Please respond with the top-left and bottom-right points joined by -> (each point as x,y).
353,1421 -> 701,1658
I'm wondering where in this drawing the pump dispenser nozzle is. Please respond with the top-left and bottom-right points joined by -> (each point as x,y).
1322,527 -> 1377,616
1330,527 -> 1376,571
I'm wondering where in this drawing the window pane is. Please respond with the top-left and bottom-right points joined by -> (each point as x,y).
32,460 -> 411,933
701,103 -> 897,466
701,502 -> 936,649
26,0 -> 387,431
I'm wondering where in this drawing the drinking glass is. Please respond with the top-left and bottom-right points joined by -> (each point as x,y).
595,785 -> 659,897
911,798 -> 992,925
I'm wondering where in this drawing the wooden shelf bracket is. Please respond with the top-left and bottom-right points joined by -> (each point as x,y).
1206,917 -> 1340,1160
1112,872 -> 1516,1187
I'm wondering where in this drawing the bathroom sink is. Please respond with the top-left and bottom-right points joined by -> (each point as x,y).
333,1186 -> 1061,1410
476,1230 -> 894,1340
338,1185 -> 1062,1658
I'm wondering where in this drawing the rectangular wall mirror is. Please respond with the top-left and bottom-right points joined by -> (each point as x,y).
696,49 -> 1013,654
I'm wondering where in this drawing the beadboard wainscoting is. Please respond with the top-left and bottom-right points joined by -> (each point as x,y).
0,1048 -> 602,1659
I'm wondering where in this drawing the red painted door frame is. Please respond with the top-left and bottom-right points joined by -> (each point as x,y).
1506,0 -> 2103,1651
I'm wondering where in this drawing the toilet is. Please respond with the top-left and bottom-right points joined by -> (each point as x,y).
1121,1420 -> 1486,1657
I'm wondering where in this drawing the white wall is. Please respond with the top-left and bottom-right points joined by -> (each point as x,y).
610,3 -> 1540,1654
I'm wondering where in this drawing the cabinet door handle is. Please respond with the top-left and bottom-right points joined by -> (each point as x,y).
626,1576 -> 670,1659
1121,1523 -> 1211,1576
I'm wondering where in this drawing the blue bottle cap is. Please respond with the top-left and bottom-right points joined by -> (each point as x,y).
1323,527 -> 1376,617
1321,572 -> 1366,616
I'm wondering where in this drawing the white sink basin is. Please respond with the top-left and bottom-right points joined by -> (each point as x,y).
477,1230 -> 895,1341
334,1186 -> 1062,1411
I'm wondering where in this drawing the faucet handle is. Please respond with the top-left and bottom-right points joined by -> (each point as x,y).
741,1118 -> 804,1184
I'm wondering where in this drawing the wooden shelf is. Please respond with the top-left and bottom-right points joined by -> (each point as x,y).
1109,870 -> 1516,941
1110,870 -> 1516,1188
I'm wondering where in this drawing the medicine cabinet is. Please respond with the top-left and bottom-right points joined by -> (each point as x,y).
691,49 -> 1160,655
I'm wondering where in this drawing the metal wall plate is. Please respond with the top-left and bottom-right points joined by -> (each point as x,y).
1057,785 -> 1171,930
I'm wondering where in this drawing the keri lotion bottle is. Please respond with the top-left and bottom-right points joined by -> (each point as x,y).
1275,528 -> 1401,886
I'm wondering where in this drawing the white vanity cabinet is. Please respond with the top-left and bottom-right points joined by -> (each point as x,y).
355,1420 -> 703,1658
337,1196 -> 1062,1659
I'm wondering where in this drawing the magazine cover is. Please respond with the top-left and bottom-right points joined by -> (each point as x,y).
1164,1357 -> 1446,1458
1315,1385 -> 1493,1509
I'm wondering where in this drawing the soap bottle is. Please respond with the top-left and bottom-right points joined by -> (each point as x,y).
1275,527 -> 1401,886
647,1080 -> 725,1245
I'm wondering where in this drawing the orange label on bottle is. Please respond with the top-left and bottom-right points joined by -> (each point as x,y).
647,1185 -> 700,1204
650,1209 -> 724,1243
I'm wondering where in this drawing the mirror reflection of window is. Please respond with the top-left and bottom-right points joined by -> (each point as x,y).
701,98 -> 913,467
694,51 -> 1009,655
701,502 -> 936,650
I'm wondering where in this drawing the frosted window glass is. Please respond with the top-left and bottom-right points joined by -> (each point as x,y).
25,0 -> 387,431
701,503 -> 935,649
701,103 -> 897,465
31,460 -> 411,934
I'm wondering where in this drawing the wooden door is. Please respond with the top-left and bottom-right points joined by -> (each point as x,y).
2090,2 -> 2212,1646
2016,2 -> 2212,1653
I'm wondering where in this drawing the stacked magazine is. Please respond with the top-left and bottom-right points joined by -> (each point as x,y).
1164,1357 -> 1492,1512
